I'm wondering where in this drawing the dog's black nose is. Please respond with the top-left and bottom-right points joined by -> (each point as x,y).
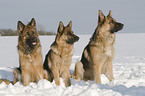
120,23 -> 124,28
116,22 -> 124,30
75,36 -> 79,42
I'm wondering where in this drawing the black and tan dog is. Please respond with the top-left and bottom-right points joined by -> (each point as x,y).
13,18 -> 44,86
43,21 -> 79,87
72,10 -> 124,83
0,18 -> 44,86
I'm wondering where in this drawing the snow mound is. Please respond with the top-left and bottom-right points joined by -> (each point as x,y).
0,34 -> 145,96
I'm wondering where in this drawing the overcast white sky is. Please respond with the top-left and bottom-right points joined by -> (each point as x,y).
0,0 -> 144,34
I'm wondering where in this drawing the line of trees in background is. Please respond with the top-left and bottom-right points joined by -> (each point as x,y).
0,29 -> 56,36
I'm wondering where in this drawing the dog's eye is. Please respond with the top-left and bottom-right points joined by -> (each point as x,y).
110,20 -> 114,24
68,32 -> 73,36
32,31 -> 35,34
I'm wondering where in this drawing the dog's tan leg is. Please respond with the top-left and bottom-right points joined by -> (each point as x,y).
90,47 -> 102,83
62,70 -> 71,87
72,61 -> 84,81
44,69 -> 49,80
22,72 -> 30,86
91,53 -> 102,83
93,64 -> 101,83
44,69 -> 53,82
36,68 -> 44,82
52,67 -> 60,86
106,59 -> 114,81
13,68 -> 21,84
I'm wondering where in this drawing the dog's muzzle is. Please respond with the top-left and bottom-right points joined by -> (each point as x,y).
26,37 -> 37,48
66,35 -> 79,44
111,22 -> 124,33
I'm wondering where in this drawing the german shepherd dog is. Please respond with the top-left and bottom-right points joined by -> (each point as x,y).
72,10 -> 124,83
43,21 -> 79,87
0,18 -> 44,86
12,18 -> 44,86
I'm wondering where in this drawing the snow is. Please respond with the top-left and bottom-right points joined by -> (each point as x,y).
0,33 -> 145,96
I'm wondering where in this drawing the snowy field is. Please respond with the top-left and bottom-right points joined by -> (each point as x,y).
0,33 -> 145,96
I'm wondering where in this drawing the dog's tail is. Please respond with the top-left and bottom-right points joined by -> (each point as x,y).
0,68 -> 21,85
0,79 -> 13,85
72,60 -> 84,81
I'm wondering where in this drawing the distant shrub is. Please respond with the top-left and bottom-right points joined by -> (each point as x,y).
0,29 -> 55,36
0,29 -> 18,36
38,30 -> 56,35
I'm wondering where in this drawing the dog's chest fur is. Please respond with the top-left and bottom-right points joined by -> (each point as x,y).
106,34 -> 115,54
51,44 -> 73,57
18,47 -> 43,72
91,33 -> 115,57
104,44 -> 112,56
51,45 -> 73,65
50,45 -> 73,74
103,34 -> 115,57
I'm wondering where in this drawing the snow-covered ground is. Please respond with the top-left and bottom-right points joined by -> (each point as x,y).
0,33 -> 145,96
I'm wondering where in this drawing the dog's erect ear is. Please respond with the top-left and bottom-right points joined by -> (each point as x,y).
98,10 -> 105,24
67,21 -> 72,29
27,18 -> 36,28
58,21 -> 64,35
107,10 -> 112,17
17,21 -> 25,33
